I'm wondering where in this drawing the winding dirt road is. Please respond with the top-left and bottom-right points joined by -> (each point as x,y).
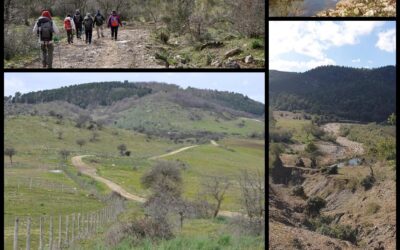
71,153 -> 241,217
322,123 -> 364,155
148,145 -> 199,160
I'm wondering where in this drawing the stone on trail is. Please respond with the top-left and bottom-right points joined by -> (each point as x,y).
224,47 -> 242,59
245,55 -> 254,64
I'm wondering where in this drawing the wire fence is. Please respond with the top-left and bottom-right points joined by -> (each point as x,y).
5,200 -> 124,250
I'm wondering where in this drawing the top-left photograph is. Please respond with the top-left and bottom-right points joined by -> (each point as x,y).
4,1 -> 265,69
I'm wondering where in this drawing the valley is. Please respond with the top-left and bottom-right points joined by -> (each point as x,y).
4,81 -> 265,249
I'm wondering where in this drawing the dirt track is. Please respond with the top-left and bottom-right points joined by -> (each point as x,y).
148,145 -> 199,160
322,123 -> 364,155
27,26 -> 162,68
71,154 -> 241,217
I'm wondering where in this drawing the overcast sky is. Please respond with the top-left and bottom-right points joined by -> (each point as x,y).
269,21 -> 396,72
4,73 -> 265,103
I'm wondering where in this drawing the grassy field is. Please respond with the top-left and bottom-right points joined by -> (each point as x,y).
275,117 -> 312,143
115,95 -> 264,136
4,114 -> 264,248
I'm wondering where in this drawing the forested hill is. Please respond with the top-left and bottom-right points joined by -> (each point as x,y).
8,81 -> 264,116
269,65 -> 396,122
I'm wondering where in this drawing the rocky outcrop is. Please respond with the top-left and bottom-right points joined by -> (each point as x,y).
316,0 -> 396,17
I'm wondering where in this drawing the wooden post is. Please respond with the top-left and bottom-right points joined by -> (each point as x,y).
77,213 -> 80,239
72,213 -> 75,243
58,215 -> 61,249
13,217 -> 18,250
65,215 -> 69,247
39,217 -> 43,250
26,217 -> 31,250
49,216 -> 53,250
86,213 -> 89,236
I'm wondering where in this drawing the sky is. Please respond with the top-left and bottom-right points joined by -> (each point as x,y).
269,21 -> 396,72
4,73 -> 265,103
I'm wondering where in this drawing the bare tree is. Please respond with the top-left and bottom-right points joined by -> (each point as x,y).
117,144 -> 127,156
59,149 -> 71,162
57,131 -> 63,140
237,170 -> 265,235
4,147 -> 16,165
202,176 -> 230,218
89,131 -> 99,142
76,139 -> 86,148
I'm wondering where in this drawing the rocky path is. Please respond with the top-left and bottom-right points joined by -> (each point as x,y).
27,26 -> 162,68
322,123 -> 364,156
71,155 -> 241,217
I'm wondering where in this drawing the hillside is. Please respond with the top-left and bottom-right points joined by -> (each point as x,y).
269,65 -> 396,122
6,82 -> 265,138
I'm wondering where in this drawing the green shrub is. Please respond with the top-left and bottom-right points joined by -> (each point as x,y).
360,175 -> 375,190
306,196 -> 326,217
251,39 -> 263,49
291,185 -> 306,198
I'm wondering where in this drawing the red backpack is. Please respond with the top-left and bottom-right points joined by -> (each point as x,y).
64,18 -> 72,31
110,16 -> 119,27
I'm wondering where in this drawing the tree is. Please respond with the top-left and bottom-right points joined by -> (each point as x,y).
59,149 -> 70,162
89,131 -> 99,142
237,170 -> 265,236
117,144 -> 127,156
387,113 -> 396,125
76,139 -> 86,148
141,161 -> 183,231
76,114 -> 91,128
4,147 -> 16,165
57,131 -> 63,140
306,196 -> 326,217
202,176 -> 230,218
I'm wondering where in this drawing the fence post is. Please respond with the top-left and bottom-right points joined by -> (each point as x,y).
58,215 -> 62,249
72,213 -> 75,244
86,213 -> 89,236
39,217 -> 43,250
49,216 -> 53,250
77,213 -> 80,239
13,217 -> 18,250
26,217 -> 31,250
65,215 -> 69,247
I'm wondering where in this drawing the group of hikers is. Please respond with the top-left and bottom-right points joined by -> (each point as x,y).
33,9 -> 123,68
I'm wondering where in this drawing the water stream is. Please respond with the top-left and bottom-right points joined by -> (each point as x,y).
269,0 -> 339,16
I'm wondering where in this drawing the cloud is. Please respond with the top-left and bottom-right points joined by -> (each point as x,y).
376,29 -> 396,52
269,21 -> 384,72
351,58 -> 361,63
4,76 -> 29,96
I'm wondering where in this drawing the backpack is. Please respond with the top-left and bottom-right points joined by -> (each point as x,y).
110,16 -> 119,27
38,18 -> 53,41
73,14 -> 81,24
84,17 -> 93,30
95,15 -> 103,25
64,18 -> 72,31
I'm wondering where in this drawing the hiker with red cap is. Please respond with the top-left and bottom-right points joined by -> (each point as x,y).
107,10 -> 123,41
64,14 -> 76,44
33,10 -> 60,68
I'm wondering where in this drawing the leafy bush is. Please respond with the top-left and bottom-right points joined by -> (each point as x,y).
291,185 -> 306,198
306,196 -> 326,217
360,175 -> 375,190
251,39 -> 263,49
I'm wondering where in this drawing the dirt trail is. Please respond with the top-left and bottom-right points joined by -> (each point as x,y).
71,155 -> 241,217
148,145 -> 199,160
27,27 -> 162,68
322,123 -> 364,156
210,140 -> 219,146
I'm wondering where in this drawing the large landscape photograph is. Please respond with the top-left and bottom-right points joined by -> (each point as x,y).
4,73 -> 265,249
269,21 -> 396,249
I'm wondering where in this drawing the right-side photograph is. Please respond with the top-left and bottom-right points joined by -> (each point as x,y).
269,0 -> 396,17
269,21 -> 396,249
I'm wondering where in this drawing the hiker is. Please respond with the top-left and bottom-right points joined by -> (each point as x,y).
107,10 -> 122,40
94,10 -> 105,38
64,14 -> 76,44
73,10 -> 83,39
33,10 -> 60,69
83,13 -> 95,44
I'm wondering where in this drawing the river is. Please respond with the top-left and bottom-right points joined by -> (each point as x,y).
269,0 -> 339,16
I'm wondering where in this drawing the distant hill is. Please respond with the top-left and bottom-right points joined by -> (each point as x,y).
5,82 -> 264,138
269,65 -> 396,122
